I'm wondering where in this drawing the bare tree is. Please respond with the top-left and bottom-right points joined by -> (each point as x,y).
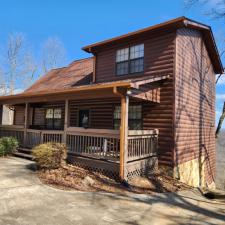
40,37 -> 67,74
185,0 -> 225,18
0,32 -> 37,95
184,0 -> 225,137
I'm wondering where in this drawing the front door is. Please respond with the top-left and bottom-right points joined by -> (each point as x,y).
79,109 -> 90,128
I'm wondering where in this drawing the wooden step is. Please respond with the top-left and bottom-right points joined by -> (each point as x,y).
13,151 -> 34,160
17,147 -> 32,155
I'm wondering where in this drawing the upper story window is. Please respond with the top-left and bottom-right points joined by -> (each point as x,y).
116,44 -> 144,76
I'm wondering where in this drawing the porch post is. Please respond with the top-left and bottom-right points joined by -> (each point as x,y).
120,95 -> 129,180
63,99 -> 69,143
23,102 -> 29,146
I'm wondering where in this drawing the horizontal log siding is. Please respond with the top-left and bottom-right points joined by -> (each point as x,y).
95,31 -> 176,83
32,102 -> 65,129
69,98 -> 119,129
175,28 -> 216,185
14,106 -> 25,125
142,77 -> 175,167
29,101 -> 65,128
69,94 -> 175,168
94,31 -> 176,168
14,105 -> 33,126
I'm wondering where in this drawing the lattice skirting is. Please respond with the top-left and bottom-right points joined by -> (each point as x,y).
67,153 -> 158,182
125,156 -> 158,181
67,153 -> 120,180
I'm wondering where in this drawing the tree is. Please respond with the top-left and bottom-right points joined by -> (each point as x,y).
0,32 -> 37,95
40,37 -> 67,74
184,0 -> 225,137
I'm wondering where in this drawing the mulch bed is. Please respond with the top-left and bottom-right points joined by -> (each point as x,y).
38,164 -> 190,195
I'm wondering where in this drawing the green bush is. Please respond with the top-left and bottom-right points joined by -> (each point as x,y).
32,142 -> 67,169
0,137 -> 19,157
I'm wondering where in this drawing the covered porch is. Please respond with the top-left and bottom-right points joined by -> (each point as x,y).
0,77 -> 167,180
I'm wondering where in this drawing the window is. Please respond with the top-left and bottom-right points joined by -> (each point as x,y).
113,105 -> 142,130
78,109 -> 90,128
45,108 -> 62,130
116,44 -> 144,75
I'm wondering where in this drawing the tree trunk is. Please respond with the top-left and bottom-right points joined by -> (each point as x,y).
216,102 -> 225,138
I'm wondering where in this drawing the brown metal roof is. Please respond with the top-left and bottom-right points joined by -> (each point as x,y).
25,57 -> 94,93
0,75 -> 169,104
82,17 -> 223,74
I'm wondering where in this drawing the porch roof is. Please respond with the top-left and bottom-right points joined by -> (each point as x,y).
0,75 -> 169,104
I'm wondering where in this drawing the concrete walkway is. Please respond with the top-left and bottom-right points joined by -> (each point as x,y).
0,157 -> 225,225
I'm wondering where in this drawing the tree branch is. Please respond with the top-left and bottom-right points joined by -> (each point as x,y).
216,102 -> 225,138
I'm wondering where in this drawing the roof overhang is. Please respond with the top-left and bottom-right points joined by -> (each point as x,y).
0,75 -> 169,105
82,17 -> 223,74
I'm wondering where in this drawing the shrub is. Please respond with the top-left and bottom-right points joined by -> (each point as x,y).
0,137 -> 19,157
32,142 -> 67,169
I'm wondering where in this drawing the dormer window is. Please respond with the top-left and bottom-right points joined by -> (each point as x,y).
116,44 -> 144,75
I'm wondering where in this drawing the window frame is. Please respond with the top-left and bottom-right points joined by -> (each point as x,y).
113,104 -> 143,130
115,44 -> 144,76
77,108 -> 91,128
45,108 -> 63,130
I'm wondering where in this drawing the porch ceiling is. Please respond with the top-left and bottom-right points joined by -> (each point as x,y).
0,75 -> 169,104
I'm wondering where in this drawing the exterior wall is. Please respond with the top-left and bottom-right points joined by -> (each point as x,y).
142,81 -> 174,169
69,95 -> 175,169
175,28 -> 216,187
69,98 -> 118,129
2,106 -> 14,125
14,106 -> 25,125
31,102 -> 65,129
95,31 -> 176,169
95,31 -> 176,83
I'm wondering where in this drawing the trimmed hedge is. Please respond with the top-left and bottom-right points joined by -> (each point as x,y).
0,137 -> 19,157
32,142 -> 67,169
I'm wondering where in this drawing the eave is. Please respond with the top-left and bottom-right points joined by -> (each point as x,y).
0,75 -> 169,105
82,17 -> 223,74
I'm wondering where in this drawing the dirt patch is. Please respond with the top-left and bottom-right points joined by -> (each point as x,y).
38,164 -> 190,194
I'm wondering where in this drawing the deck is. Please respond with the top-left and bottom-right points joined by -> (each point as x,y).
0,125 -> 158,180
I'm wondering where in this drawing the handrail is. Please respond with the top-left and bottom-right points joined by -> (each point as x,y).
67,127 -> 120,138
128,129 -> 158,136
0,125 -> 24,130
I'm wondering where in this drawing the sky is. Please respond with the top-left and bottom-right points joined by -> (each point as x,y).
0,0 -> 224,128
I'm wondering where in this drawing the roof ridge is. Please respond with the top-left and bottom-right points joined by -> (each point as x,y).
68,57 -> 94,65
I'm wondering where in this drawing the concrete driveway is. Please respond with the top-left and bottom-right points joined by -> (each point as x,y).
0,157 -> 225,225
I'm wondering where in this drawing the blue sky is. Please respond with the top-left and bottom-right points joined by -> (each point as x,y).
0,0 -> 224,127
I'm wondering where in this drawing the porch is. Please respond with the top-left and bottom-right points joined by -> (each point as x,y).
0,77 -> 166,180
0,125 -> 158,180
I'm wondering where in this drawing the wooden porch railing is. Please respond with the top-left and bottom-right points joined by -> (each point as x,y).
66,127 -> 120,161
26,129 -> 64,148
0,125 -> 24,145
127,130 -> 158,161
0,125 -> 158,163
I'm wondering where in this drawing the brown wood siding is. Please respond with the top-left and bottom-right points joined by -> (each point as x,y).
69,94 -> 175,168
95,31 -> 176,83
14,106 -> 25,125
32,101 -> 65,129
142,78 -> 175,167
175,28 -> 216,185
69,98 -> 119,129
94,31 -> 176,168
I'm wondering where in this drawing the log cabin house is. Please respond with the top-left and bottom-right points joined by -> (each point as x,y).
0,17 -> 223,187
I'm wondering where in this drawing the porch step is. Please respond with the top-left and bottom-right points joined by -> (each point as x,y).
17,147 -> 32,155
13,147 -> 33,160
13,152 -> 34,160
